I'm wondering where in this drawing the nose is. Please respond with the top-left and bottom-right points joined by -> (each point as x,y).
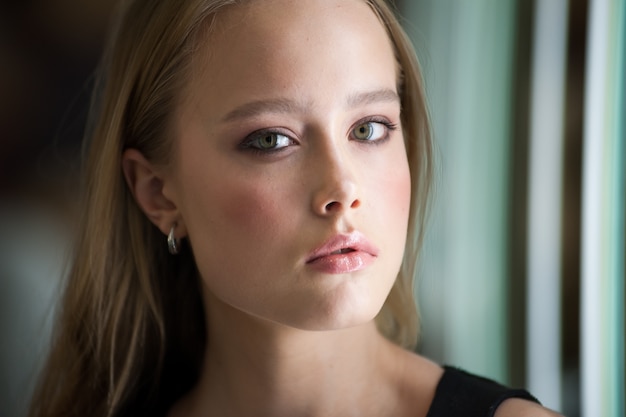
311,144 -> 361,217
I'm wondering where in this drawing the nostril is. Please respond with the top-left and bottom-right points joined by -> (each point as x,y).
324,199 -> 360,212
325,201 -> 340,211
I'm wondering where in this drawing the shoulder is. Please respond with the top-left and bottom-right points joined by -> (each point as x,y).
425,366 -> 560,417
494,398 -> 563,417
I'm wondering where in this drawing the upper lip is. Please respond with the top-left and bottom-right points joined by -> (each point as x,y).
306,231 -> 379,263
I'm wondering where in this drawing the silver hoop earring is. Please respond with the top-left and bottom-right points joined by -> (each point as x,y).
167,226 -> 180,255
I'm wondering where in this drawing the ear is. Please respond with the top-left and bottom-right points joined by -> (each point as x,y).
121,148 -> 187,238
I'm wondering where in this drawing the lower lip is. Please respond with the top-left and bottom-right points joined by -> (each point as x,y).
306,252 -> 375,274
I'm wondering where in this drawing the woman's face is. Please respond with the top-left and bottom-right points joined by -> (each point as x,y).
166,0 -> 411,330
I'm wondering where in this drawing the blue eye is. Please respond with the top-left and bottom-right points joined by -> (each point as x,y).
352,121 -> 394,142
242,131 -> 293,151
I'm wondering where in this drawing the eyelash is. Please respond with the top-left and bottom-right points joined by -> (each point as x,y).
239,128 -> 295,156
351,116 -> 398,145
239,116 -> 399,156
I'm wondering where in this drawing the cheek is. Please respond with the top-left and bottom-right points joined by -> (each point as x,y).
391,166 -> 412,215
388,170 -> 412,254
373,153 -> 412,221
180,175 -> 292,293
219,181 -> 288,236
178,161 -> 304,277
175,144 -> 291,242
185,172 -> 291,246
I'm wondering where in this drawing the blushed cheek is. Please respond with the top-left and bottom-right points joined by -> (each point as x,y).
383,163 -> 412,222
189,180 -> 293,292
383,166 -> 411,269
219,182 -> 288,238
398,169 -> 412,210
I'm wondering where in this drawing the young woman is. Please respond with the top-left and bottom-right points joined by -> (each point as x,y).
29,0 -> 561,416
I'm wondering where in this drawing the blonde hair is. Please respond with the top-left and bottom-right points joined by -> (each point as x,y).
29,1 -> 432,416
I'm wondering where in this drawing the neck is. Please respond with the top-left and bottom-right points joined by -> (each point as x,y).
184,295 -> 404,417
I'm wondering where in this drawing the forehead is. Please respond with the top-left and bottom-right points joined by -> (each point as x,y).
213,0 -> 384,40
179,0 -> 398,117
207,0 -> 389,48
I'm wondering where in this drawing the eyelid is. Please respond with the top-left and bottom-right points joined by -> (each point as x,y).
239,127 -> 298,154
353,115 -> 398,131
350,116 -> 398,142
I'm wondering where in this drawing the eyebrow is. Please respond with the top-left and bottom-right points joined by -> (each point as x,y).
221,88 -> 400,123
346,88 -> 400,108
221,98 -> 306,122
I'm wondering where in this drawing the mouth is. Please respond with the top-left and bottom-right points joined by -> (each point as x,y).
305,232 -> 379,273
329,248 -> 356,255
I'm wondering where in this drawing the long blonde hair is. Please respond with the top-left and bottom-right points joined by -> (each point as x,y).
29,1 -> 432,416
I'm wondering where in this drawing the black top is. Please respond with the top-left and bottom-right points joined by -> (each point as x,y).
426,366 -> 540,417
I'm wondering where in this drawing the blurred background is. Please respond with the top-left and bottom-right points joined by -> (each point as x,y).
0,0 -> 624,416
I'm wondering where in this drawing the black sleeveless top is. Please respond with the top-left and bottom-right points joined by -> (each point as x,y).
426,366 -> 540,417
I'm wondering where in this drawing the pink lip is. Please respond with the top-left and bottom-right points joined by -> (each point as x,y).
306,232 -> 379,274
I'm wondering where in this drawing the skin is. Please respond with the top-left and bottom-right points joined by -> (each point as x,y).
166,0 -> 411,332
123,0 -> 563,416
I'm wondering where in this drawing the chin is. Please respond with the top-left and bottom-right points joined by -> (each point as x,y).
280,291 -> 386,332
293,274 -> 394,331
